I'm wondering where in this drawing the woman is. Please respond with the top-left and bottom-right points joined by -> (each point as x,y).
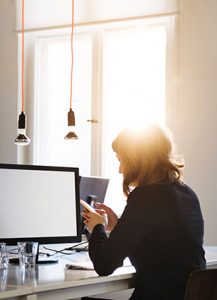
82,125 -> 206,300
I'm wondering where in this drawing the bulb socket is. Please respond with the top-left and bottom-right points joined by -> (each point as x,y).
68,109 -> 75,126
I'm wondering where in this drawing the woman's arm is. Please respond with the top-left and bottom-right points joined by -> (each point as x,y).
88,191 -> 152,276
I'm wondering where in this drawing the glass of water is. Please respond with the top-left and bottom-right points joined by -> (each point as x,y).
17,242 -> 38,268
0,243 -> 8,270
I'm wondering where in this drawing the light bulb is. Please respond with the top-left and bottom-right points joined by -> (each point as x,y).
65,126 -> 78,140
14,112 -> 30,146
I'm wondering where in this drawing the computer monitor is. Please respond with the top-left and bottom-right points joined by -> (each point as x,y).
79,176 -> 109,234
80,176 -> 109,206
0,163 -> 81,247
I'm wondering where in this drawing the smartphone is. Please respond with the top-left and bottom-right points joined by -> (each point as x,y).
80,199 -> 96,213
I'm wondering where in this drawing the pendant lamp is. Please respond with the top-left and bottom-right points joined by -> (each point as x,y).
14,0 -> 30,146
65,0 -> 78,140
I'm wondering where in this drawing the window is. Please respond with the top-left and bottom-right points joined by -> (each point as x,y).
34,32 -> 92,175
102,24 -> 166,177
21,16 -> 177,212
101,23 -> 167,213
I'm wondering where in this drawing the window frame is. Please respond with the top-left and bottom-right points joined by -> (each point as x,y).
17,15 -> 178,178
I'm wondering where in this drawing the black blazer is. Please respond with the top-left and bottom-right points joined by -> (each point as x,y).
89,182 -> 206,300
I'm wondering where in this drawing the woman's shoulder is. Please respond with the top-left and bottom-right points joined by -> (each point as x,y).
124,184 -> 168,221
127,183 -> 165,206
132,180 -> 195,192
124,181 -> 200,221
129,182 -> 172,197
128,181 -> 198,204
175,182 -> 200,205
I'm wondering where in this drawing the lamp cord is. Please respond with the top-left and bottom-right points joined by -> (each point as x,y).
70,0 -> 74,110
42,241 -> 88,256
21,0 -> 25,113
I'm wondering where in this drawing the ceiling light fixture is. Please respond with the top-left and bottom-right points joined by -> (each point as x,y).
14,0 -> 30,146
65,0 -> 78,140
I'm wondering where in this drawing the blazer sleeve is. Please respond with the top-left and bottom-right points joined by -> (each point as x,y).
88,188 -> 153,276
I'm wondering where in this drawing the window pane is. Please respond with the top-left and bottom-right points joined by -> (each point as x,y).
34,34 -> 92,175
102,25 -> 166,213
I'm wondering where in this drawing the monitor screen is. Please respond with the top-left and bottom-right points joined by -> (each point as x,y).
0,164 -> 81,246
80,176 -> 109,205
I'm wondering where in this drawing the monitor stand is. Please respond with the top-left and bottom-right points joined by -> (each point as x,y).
36,244 -> 58,264
36,257 -> 58,264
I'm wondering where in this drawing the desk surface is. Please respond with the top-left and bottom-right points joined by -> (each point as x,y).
0,250 -> 135,300
0,264 -> 135,300
0,246 -> 217,300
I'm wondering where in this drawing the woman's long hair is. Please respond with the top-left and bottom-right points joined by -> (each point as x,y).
112,125 -> 184,196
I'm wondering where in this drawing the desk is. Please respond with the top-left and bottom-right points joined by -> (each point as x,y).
1,246 -> 217,300
0,252 -> 135,300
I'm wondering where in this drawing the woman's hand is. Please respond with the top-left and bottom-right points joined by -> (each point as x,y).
95,203 -> 118,232
82,210 -> 107,233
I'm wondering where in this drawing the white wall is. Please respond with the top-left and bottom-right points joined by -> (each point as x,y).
15,0 -> 178,30
174,0 -> 217,244
1,0 -> 217,244
0,0 -> 17,163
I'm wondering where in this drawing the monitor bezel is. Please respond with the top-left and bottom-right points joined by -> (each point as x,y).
0,163 -> 82,246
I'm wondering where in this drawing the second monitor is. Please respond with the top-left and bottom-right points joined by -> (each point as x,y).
79,176 -> 109,234
80,176 -> 109,206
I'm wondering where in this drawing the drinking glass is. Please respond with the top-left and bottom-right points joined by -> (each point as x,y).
0,243 -> 8,270
17,242 -> 38,268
